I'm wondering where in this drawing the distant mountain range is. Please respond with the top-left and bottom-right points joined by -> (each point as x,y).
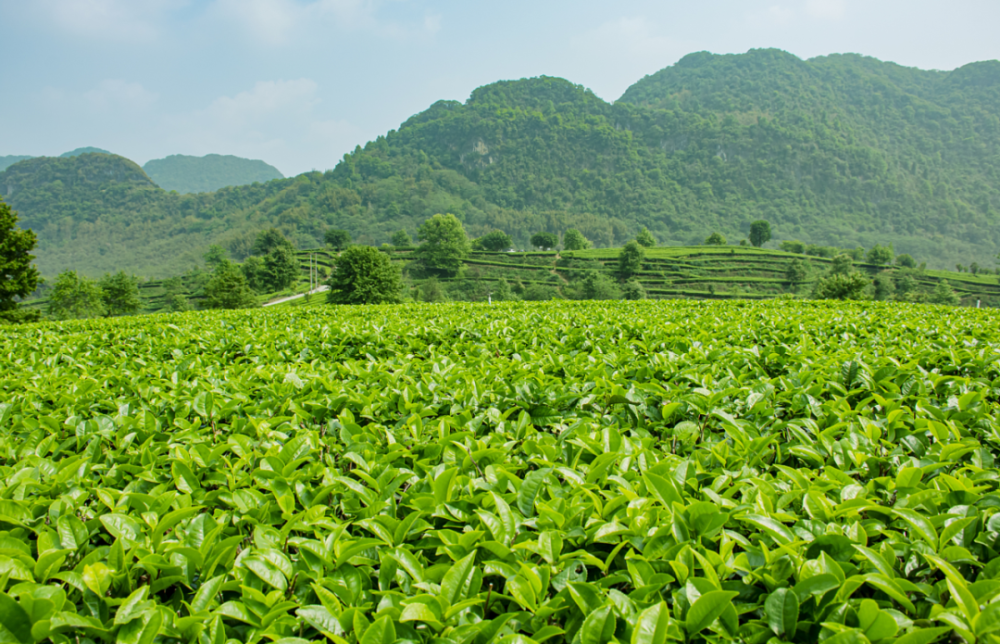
3,48 -> 1000,277
142,154 -> 284,194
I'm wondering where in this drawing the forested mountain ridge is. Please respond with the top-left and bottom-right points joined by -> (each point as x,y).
5,49 -> 1000,277
142,154 -> 285,194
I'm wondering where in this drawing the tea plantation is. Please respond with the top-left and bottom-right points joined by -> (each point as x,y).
2,300 -> 1000,643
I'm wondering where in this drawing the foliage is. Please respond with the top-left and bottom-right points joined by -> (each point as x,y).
867,243 -> 894,265
495,277 -> 516,301
327,245 -> 403,305
325,229 -> 352,250
831,254 -> 854,275
635,227 -> 657,247
621,278 -> 646,299
896,253 -> 917,268
618,240 -> 645,278
203,244 -> 228,267
522,283 -> 561,300
419,278 -> 448,302
241,255 -> 267,292
47,270 -> 104,319
253,228 -> 295,257
203,260 -> 258,309
263,245 -> 299,292
530,232 -> 558,250
749,220 -> 772,248
780,240 -> 805,253
562,228 -> 591,251
872,272 -> 896,301
416,214 -> 470,276
705,232 -> 726,245
578,270 -> 621,300
391,229 -> 413,247
0,198 -> 40,324
474,230 -> 513,252
930,280 -> 961,305
2,300 -> 1000,644
786,259 -> 808,283
143,153 -> 283,194
811,271 -> 870,300
99,271 -> 141,317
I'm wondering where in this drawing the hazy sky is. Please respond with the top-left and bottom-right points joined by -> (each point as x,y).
3,0 -> 999,176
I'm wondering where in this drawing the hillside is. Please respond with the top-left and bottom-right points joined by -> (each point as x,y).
5,49 -> 1000,277
143,153 -> 285,194
0,155 -> 32,172
60,146 -> 111,157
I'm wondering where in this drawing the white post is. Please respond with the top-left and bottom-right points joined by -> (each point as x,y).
978,299 -> 981,309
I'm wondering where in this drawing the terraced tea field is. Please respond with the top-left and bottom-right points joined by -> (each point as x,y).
2,300 -> 1000,643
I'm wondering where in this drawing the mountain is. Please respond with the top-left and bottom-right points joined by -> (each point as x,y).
0,156 -> 32,173
60,147 -> 112,157
143,154 -> 285,194
4,49 -> 1000,277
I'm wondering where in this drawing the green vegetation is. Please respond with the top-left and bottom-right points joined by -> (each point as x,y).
142,153 -> 284,194
2,299 -> 1000,642
60,146 -> 111,157
47,270 -> 104,319
0,155 -> 32,172
324,229 -> 352,250
7,50 -> 1000,278
416,214 -> 470,276
327,245 -> 402,304
0,198 -> 40,324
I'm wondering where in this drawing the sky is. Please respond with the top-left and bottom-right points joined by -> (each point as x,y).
3,0 -> 1000,177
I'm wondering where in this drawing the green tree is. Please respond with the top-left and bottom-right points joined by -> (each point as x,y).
0,198 -> 40,324
579,270 -> 621,300
786,259 -> 808,283
895,273 -> 917,298
253,228 -> 294,256
635,227 -> 657,247
618,240 -> 645,279
99,271 -> 141,317
163,276 -> 191,312
873,272 -> 895,301
495,278 -> 516,301
419,278 -> 448,303
241,255 -> 267,292
522,284 -> 561,301
811,272 -> 870,300
831,254 -> 853,275
391,229 -> 412,247
867,244 -> 893,265
264,245 -> 299,291
204,260 -> 258,309
203,244 -> 228,267
895,253 -> 916,268
416,214 -> 470,276
929,280 -> 960,305
477,230 -> 513,252
780,240 -> 805,254
970,262 -> 980,275
562,228 -> 591,251
749,220 -> 772,247
324,229 -> 352,250
622,278 -> 646,300
47,270 -> 104,320
327,245 -> 402,305
704,232 -> 726,246
530,232 -> 558,250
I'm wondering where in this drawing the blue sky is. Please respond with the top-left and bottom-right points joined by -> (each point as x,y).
3,0 -> 999,176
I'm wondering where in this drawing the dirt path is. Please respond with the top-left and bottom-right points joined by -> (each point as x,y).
262,285 -> 330,307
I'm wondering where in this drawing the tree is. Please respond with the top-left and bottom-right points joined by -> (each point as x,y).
831,254 -> 853,275
895,253 -> 916,268
635,227 -> 657,248
749,220 -> 772,247
203,245 -> 228,267
929,280 -> 960,306
495,278 -> 516,301
618,241 -> 645,279
264,246 -> 299,291
530,232 -> 558,250
970,262 -> 980,275
324,229 -> 352,250
622,279 -> 646,300
523,284 -> 561,301
579,270 -> 621,300
786,259 -> 808,283
780,240 -> 805,254
563,229 -> 591,251
241,255 -> 267,292
253,228 -> 294,256
477,230 -> 513,252
204,260 -> 257,309
391,229 -> 412,247
704,232 -> 726,246
873,273 -> 895,301
866,244 -> 893,265
47,270 -> 104,320
163,276 -> 191,312
416,214 -> 470,276
811,272 -> 870,300
99,271 -> 141,317
327,245 -> 402,305
419,278 -> 447,303
0,198 -> 40,324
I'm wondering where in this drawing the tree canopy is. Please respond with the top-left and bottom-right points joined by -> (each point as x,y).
99,271 -> 141,317
324,229 -> 352,250
618,240 -> 645,278
749,221 -> 772,248
416,214 -> 470,276
47,270 -> 103,320
530,232 -> 558,250
0,199 -> 40,324
327,245 -> 402,305
204,260 -> 258,309
562,229 -> 591,251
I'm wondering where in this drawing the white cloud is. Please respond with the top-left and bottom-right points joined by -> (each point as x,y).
204,79 -> 320,126
805,0 -> 847,20
84,80 -> 159,110
32,0 -> 186,42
